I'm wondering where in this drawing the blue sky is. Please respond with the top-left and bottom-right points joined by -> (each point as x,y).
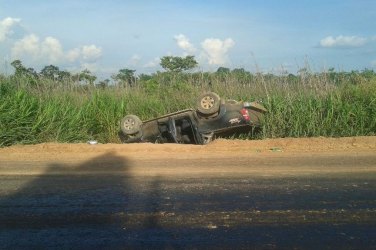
1,0 -> 375,78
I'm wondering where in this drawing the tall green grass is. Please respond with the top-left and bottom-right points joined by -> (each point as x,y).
0,71 -> 375,147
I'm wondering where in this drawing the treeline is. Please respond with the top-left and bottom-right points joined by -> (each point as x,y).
4,58 -> 376,90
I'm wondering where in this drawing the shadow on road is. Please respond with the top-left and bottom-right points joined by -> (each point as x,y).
0,152 -> 173,248
1,152 -> 375,249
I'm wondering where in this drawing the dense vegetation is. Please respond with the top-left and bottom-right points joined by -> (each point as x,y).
1,59 -> 375,147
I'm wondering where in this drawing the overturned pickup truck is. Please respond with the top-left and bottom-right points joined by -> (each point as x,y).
120,92 -> 267,145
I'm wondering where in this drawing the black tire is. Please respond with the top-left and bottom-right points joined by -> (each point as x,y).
120,115 -> 142,135
196,92 -> 221,116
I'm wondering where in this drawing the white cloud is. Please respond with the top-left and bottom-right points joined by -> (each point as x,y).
320,35 -> 367,48
80,62 -> 99,72
66,48 -> 81,62
41,36 -> 64,63
11,33 -> 102,66
144,57 -> 160,68
81,45 -> 102,61
5,16 -> 102,70
65,45 -> 102,63
174,34 -> 196,54
11,34 -> 66,64
147,35 -> 236,69
0,17 -> 21,42
11,34 -> 40,59
201,38 -> 235,65
128,54 -> 141,66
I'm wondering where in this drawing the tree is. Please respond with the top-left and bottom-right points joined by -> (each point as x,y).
10,60 -> 38,83
11,60 -> 27,76
40,65 -> 60,80
97,79 -> 110,89
78,69 -> 97,85
58,70 -> 71,80
231,68 -> 253,84
160,55 -> 197,72
216,67 -> 230,74
112,68 -> 136,87
138,73 -> 152,82
40,65 -> 71,80
232,68 -> 247,75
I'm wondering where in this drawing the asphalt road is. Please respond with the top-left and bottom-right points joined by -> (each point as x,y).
0,141 -> 375,249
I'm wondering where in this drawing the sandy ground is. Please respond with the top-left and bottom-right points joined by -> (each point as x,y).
2,136 -> 375,157
0,136 -> 376,170
0,136 -> 375,176
1,137 -> 375,249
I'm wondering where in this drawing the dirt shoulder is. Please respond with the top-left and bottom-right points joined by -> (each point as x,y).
0,136 -> 375,178
0,136 -> 375,162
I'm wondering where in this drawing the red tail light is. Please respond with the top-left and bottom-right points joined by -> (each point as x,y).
241,108 -> 250,121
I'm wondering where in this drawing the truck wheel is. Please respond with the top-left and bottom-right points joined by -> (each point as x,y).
121,115 -> 142,135
196,92 -> 221,116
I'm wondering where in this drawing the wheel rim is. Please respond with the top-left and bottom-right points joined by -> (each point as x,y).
201,96 -> 214,110
123,118 -> 135,131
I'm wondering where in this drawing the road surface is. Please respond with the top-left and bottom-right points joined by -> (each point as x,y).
0,137 -> 375,249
